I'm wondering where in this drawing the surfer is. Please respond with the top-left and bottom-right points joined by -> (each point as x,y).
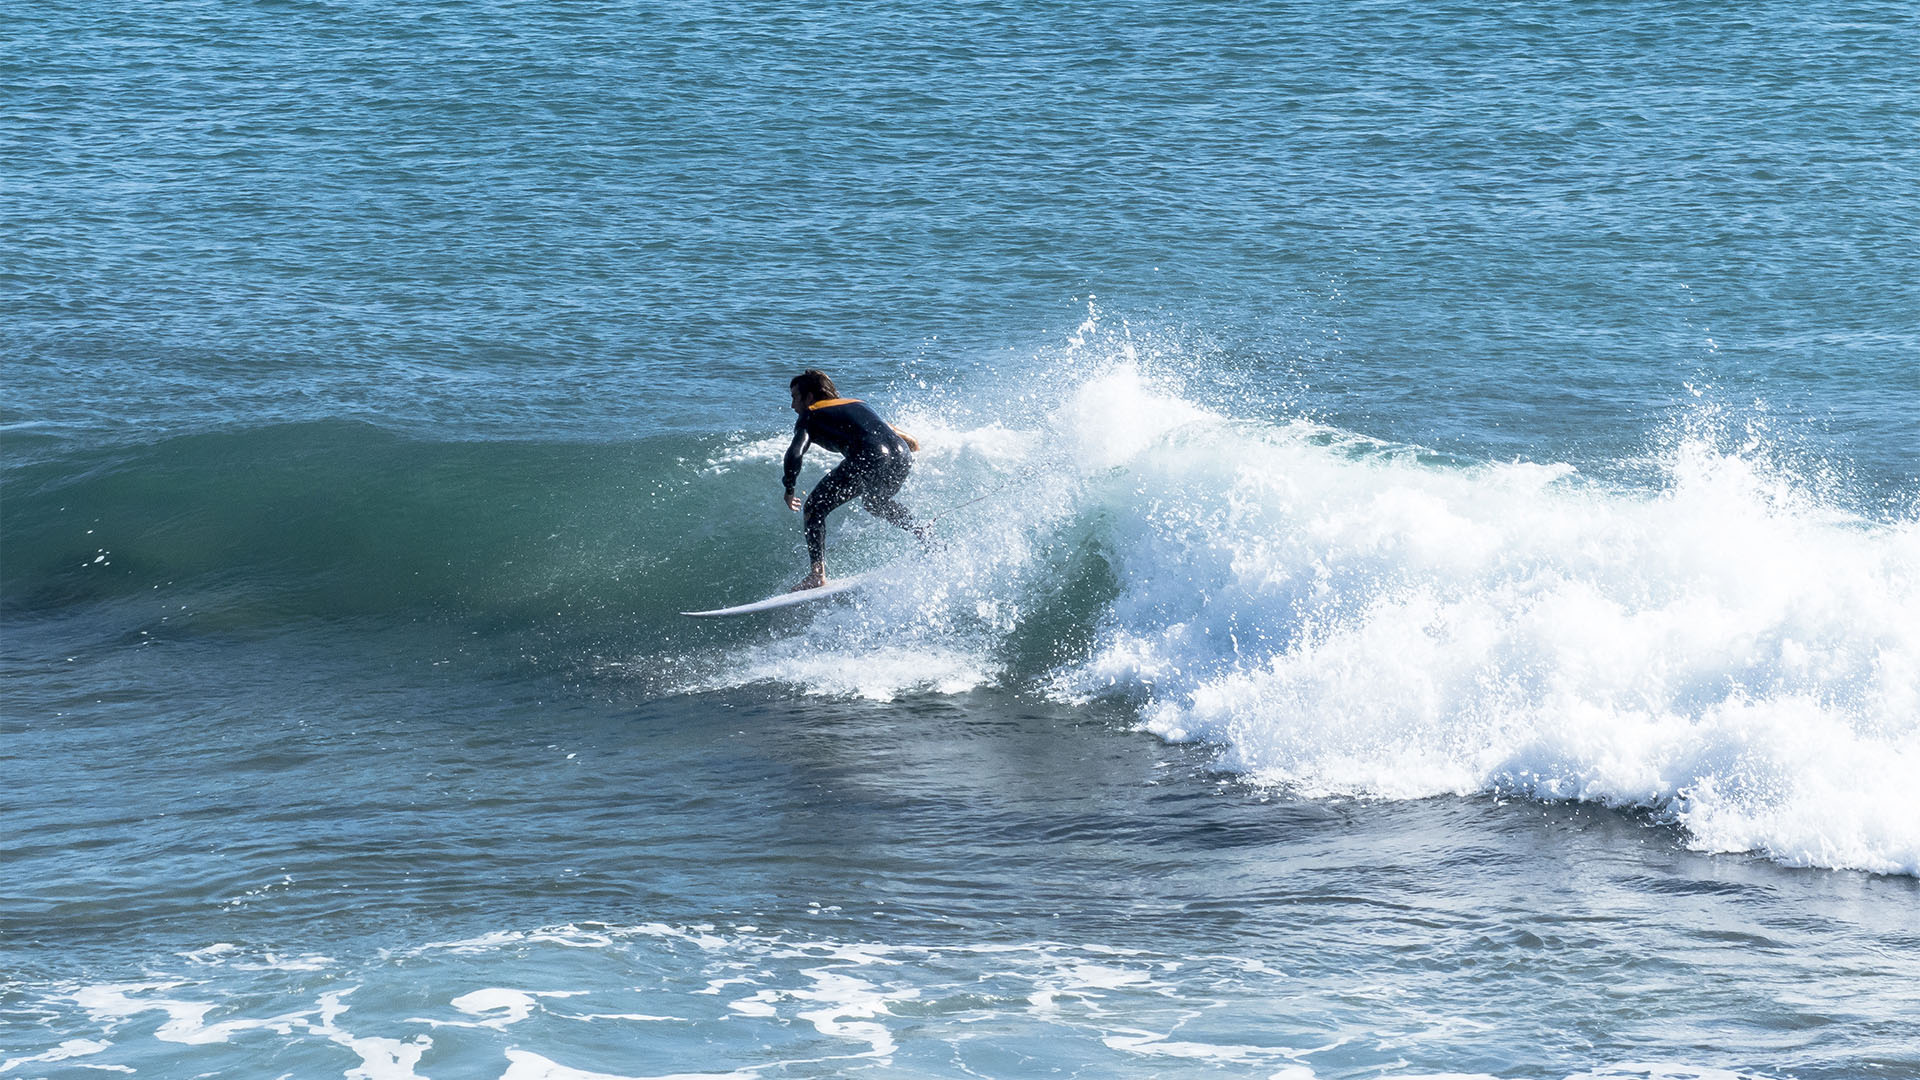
782,369 -> 929,590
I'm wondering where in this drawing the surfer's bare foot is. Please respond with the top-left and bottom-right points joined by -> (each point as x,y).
790,568 -> 826,591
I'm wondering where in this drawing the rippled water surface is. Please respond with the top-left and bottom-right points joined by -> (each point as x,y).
4,1 -> 1918,1078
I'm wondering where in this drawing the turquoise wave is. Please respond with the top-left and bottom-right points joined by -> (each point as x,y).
2,421 -> 804,626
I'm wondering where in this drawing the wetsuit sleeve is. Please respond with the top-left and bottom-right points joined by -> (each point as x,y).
782,419 -> 810,494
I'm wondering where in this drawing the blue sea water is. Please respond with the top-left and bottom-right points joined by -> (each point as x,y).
4,2 -> 1919,1078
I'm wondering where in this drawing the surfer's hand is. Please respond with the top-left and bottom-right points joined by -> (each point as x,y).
785,492 -> 802,511
894,427 -> 921,453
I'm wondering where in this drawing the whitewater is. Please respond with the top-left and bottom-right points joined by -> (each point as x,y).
689,344 -> 1920,879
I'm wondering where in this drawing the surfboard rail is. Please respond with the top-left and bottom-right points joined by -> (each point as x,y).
680,572 -> 873,617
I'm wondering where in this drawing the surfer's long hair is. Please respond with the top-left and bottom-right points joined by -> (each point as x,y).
790,369 -> 837,403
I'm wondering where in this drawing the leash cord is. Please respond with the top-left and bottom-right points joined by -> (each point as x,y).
925,465 -> 1047,527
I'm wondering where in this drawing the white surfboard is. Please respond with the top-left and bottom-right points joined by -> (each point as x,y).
680,573 -> 873,617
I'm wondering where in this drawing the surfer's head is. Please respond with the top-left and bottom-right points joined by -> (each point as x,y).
790,369 -> 837,411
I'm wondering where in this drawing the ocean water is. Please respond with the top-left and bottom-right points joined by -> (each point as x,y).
4,1 -> 1919,1078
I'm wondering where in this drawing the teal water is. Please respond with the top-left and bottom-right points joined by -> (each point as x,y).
4,2 -> 1919,1078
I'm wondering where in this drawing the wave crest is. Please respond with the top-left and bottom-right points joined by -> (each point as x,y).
707,362 -> 1920,875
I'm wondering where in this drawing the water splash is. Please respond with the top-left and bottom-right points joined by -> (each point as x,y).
698,344 -> 1920,876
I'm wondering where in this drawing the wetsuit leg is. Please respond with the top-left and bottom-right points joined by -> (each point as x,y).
858,456 -> 925,544
805,453 -> 928,563
802,460 -> 865,565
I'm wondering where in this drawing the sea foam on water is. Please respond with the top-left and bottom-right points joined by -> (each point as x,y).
719,362 -> 1920,876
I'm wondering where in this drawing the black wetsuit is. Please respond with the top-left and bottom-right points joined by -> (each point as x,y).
783,399 -> 919,563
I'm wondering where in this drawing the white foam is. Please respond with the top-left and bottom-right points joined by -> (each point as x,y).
1102,1030 -> 1279,1065
72,983 -> 311,1046
0,1039 -> 128,1075
66,982 -> 429,1080
1559,1060 -> 1758,1068
693,356 -> 1920,875
789,968 -> 912,1058
179,944 -> 334,972
1064,384 -> 1920,874
415,926 -> 620,954
436,988 -> 538,1029
499,1049 -> 757,1080
726,992 -> 779,1018
25,916 -> 1814,1080
312,990 -> 431,1080
703,434 -> 790,470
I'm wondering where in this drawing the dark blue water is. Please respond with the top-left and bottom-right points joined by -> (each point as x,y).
4,2 -> 1918,1077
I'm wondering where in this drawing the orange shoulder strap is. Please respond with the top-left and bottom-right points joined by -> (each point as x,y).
807,397 -> 861,410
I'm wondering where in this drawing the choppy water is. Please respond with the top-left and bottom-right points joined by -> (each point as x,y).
4,2 -> 1918,1078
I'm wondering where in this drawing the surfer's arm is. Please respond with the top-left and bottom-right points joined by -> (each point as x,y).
782,423 -> 810,509
892,426 -> 920,453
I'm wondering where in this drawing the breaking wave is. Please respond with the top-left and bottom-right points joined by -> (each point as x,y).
8,348 -> 1915,877
693,358 -> 1920,877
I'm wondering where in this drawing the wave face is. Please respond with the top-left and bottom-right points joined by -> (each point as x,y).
0,420 -> 807,637
7,355 -> 1916,877
687,356 -> 1920,878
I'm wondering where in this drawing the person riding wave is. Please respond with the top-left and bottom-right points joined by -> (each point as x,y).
781,369 -> 930,591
